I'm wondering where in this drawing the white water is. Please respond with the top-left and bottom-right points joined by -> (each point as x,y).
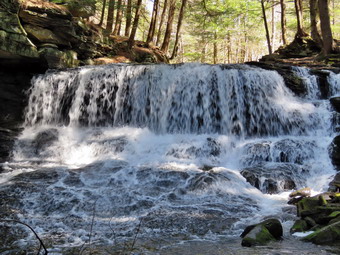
1,63 -> 339,251
292,66 -> 320,99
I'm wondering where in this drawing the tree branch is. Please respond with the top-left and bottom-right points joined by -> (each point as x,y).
0,219 -> 48,255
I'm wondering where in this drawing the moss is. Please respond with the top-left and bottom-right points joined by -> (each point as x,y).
329,211 -> 340,218
297,197 -> 320,217
241,225 -> 276,247
291,219 -> 309,233
303,221 -> 340,245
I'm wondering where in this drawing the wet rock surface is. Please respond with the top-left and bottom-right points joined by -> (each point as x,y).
0,70 -> 39,163
329,135 -> 340,170
241,163 -> 304,194
241,218 -> 283,247
330,97 -> 340,113
289,190 -> 340,245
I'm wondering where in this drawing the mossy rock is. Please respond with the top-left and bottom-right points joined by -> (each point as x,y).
303,221 -> 340,245
241,224 -> 276,247
329,216 -> 340,225
290,219 -> 309,233
297,197 -> 320,217
241,218 -> 283,247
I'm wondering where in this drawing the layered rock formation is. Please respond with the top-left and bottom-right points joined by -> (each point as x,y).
0,0 -> 167,69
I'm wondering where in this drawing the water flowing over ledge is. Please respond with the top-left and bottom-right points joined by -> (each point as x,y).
1,63 -> 340,253
26,63 -> 328,137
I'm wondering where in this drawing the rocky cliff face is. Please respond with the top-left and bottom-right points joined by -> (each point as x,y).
0,69 -> 35,163
0,0 -> 167,69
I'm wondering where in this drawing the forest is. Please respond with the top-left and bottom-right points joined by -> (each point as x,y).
70,0 -> 339,63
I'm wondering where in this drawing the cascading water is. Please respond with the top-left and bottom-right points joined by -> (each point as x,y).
1,63 -> 339,254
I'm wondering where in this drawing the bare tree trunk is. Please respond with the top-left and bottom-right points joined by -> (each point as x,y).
271,2 -> 275,50
294,0 -> 307,37
106,0 -> 116,33
280,0 -> 287,45
261,0 -> 272,54
99,0 -> 107,27
125,0 -> 132,36
227,31 -> 231,63
147,0 -> 160,44
318,0 -> 334,54
180,35 -> 184,62
200,37 -> 206,63
113,0 -> 123,35
213,31 -> 218,64
161,0 -> 176,53
310,0 -> 322,45
156,0 -> 168,46
128,0 -> 143,48
170,0 -> 187,59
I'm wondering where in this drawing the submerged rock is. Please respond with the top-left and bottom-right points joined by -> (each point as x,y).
241,218 -> 283,247
33,128 -> 59,153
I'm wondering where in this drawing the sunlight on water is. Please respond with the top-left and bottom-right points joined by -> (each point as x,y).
1,64 -> 340,252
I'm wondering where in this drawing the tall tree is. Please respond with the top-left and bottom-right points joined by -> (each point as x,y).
106,0 -> 116,33
280,0 -> 287,45
294,0 -> 307,38
128,0 -> 143,48
310,0 -> 322,45
147,0 -> 160,44
318,0 -> 334,54
161,0 -> 176,53
99,0 -> 107,27
271,1 -> 275,50
156,0 -> 168,46
113,0 -> 123,35
170,0 -> 187,59
261,0 -> 272,54
125,0 -> 133,36
213,31 -> 218,64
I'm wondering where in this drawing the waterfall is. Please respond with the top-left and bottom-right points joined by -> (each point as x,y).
26,64 -> 325,137
292,66 -> 320,99
1,63 -> 339,252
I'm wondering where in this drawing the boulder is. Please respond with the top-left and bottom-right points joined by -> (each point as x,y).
302,221 -> 340,245
330,97 -> 340,113
290,219 -> 309,233
329,136 -> 340,170
241,219 -> 283,247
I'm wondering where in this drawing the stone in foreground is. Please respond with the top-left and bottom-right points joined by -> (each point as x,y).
302,221 -> 340,244
241,219 -> 283,247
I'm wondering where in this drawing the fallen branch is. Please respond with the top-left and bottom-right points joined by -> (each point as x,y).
130,217 -> 143,254
0,219 -> 48,255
